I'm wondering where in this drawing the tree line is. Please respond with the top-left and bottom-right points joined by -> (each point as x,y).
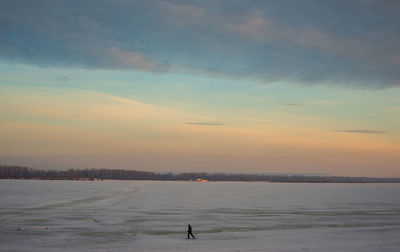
1,165 -> 399,183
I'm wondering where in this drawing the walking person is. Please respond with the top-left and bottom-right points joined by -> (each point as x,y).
187,224 -> 195,239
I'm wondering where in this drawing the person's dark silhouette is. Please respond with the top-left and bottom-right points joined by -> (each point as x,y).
187,224 -> 195,239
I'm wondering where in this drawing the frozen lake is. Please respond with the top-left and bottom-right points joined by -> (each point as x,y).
1,180 -> 400,251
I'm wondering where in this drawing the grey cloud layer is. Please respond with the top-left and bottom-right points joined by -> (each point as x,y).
1,0 -> 399,88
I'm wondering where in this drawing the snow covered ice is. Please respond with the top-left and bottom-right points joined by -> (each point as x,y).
1,180 -> 400,251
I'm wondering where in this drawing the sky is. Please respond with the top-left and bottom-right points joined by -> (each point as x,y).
1,0 -> 400,177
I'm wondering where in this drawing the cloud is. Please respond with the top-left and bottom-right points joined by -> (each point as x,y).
186,121 -> 226,126
57,76 -> 71,81
333,130 -> 387,134
1,0 -> 400,88
284,103 -> 304,106
310,100 -> 344,105
224,11 -> 273,40
102,48 -> 158,70
159,2 -> 206,21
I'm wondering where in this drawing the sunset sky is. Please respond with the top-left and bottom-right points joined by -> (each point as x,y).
1,0 -> 399,177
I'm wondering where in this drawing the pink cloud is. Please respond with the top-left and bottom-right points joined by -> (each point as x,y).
105,48 -> 158,70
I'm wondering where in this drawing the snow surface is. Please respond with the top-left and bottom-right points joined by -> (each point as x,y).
1,180 -> 400,251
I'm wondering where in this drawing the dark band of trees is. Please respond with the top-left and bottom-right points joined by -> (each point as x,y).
1,165 -> 399,183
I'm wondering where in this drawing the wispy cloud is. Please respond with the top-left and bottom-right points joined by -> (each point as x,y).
186,121 -> 226,126
224,11 -> 273,40
333,130 -> 388,134
103,48 -> 158,71
284,103 -> 304,106
57,76 -> 71,82
310,100 -> 344,105
159,2 -> 206,21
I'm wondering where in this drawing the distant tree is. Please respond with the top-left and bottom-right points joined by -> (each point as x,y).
1,165 -> 400,183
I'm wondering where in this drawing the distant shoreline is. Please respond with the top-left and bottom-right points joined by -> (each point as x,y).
1,165 -> 400,183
